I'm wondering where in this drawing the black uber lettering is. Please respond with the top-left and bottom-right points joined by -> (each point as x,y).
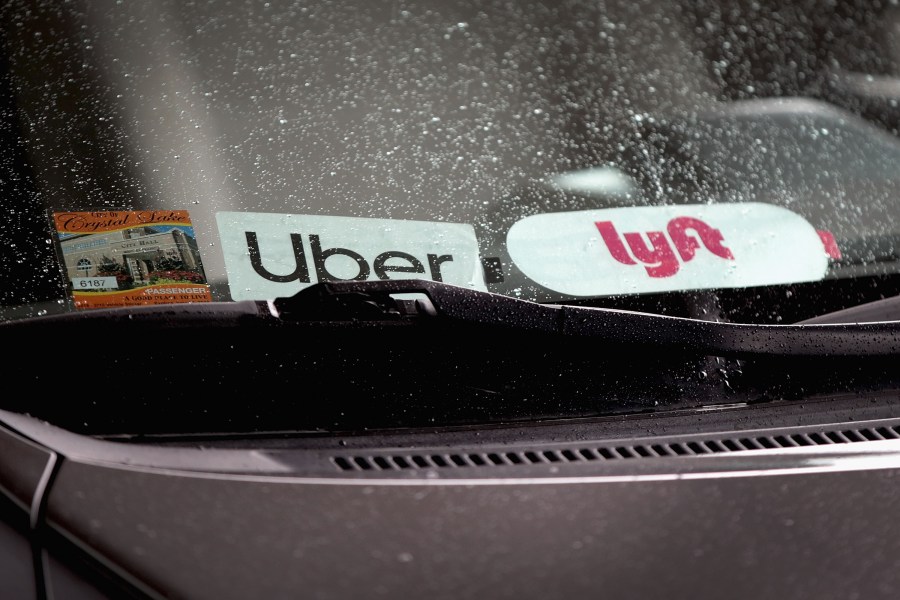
244,232 -> 456,284
246,231 -> 311,283
373,251 -> 425,280
309,234 -> 370,282
427,254 -> 453,282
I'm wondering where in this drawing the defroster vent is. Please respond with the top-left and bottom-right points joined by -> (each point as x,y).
331,420 -> 900,473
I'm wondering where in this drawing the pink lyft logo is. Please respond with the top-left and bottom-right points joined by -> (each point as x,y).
595,216 -> 734,278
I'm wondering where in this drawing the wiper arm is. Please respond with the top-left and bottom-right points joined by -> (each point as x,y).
798,293 -> 900,325
274,280 -> 900,359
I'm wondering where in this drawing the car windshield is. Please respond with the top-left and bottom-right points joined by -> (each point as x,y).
3,0 -> 900,437
2,0 -> 900,323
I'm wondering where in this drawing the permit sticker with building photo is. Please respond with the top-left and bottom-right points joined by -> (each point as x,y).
52,210 -> 212,310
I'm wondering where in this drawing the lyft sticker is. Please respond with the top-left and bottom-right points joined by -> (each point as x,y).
506,203 -> 830,296
217,212 -> 486,301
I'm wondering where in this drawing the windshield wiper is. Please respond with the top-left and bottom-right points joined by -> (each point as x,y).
6,279 -> 900,362
273,279 -> 900,360
6,279 -> 900,360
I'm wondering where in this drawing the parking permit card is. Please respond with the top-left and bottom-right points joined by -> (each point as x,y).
52,210 -> 212,310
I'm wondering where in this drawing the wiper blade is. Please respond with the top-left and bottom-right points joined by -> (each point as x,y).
5,280 -> 898,360
274,280 -> 900,359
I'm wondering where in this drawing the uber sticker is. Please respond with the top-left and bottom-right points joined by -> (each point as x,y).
506,203 -> 830,296
217,212 -> 487,301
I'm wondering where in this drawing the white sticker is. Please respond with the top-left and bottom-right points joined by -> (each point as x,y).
506,203 -> 830,296
217,212 -> 486,301
71,276 -> 119,291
